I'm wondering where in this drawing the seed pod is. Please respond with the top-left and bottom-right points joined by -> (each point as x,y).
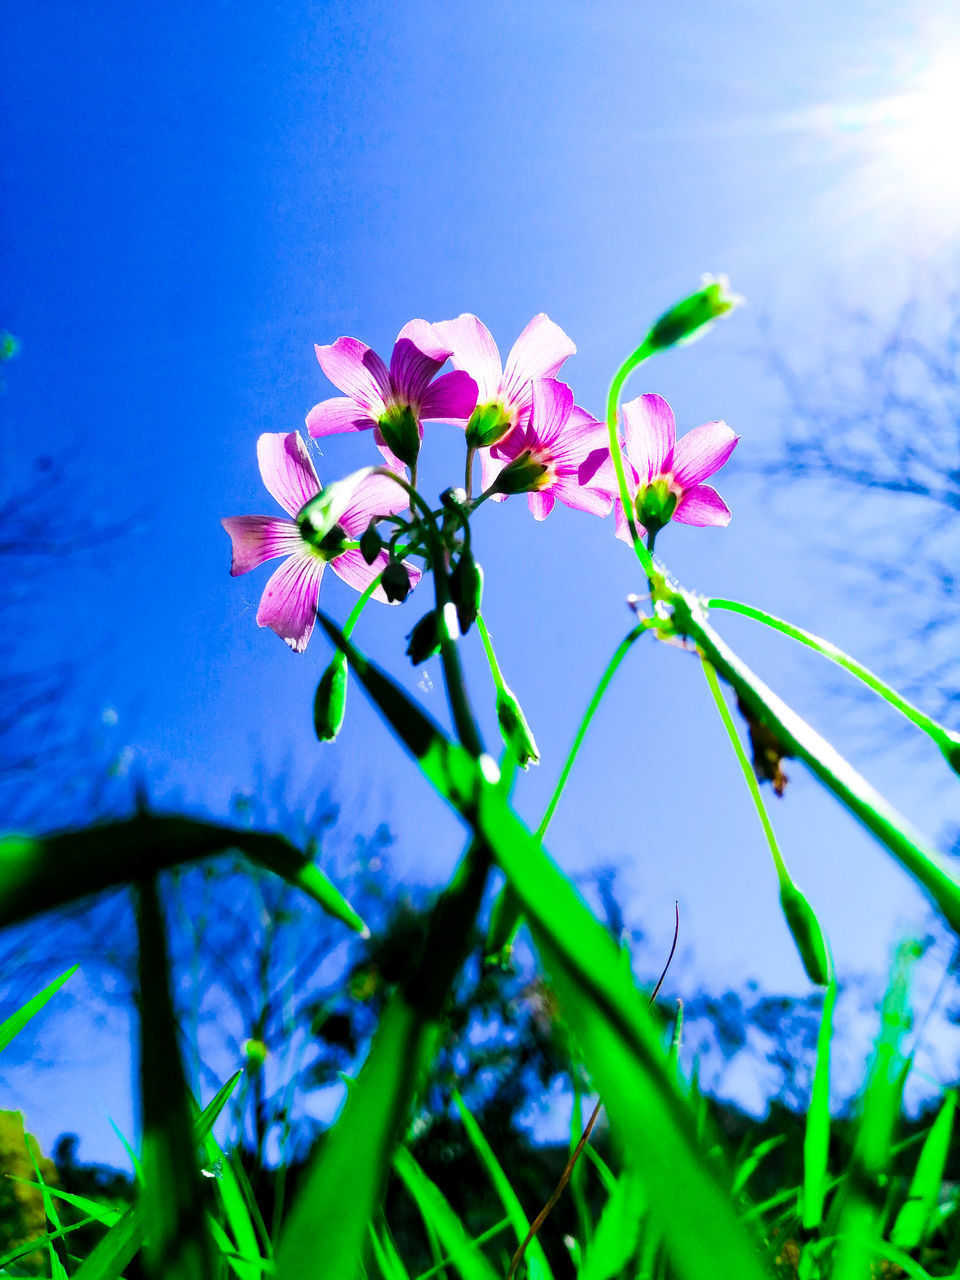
779,880 -> 831,987
406,611 -> 440,664
381,560 -> 412,603
314,651 -> 348,742
496,684 -> 540,769
359,521 -> 383,565
645,275 -> 742,353
450,553 -> 484,634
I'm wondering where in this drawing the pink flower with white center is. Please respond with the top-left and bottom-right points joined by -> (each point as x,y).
482,378 -> 614,522
305,320 -> 478,469
222,432 -> 421,653
597,394 -> 739,542
431,313 -> 576,449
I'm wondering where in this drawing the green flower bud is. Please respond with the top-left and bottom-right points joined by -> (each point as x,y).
450,553 -> 484,634
440,486 -> 467,511
405,610 -> 440,664
314,651 -> 348,742
490,450 -> 549,496
298,467 -> 375,548
381,560 -> 412,603
635,477 -> 678,534
359,521 -> 383,565
244,1038 -> 268,1069
645,275 -> 742,353
496,684 -> 540,769
377,403 -> 421,468
779,880 -> 831,987
466,401 -> 513,449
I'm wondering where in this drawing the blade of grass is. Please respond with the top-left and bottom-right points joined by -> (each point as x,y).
890,1089 -> 957,1250
392,1146 -> 499,1280
0,964 -> 78,1051
578,1164 -> 645,1280
412,1220 -> 511,1280
802,978 -> 837,1231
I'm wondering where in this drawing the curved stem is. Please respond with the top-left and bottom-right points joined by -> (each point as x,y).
605,341 -> 656,577
343,575 -> 381,639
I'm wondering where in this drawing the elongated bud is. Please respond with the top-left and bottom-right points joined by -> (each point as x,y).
298,468 -> 375,547
645,275 -> 742,353
377,403 -> 421,468
359,521 -> 383,565
381,560 -> 412,603
314,651 -> 348,742
490,450 -> 549,496
450,553 -> 484,634
496,684 -> 540,768
466,401 -> 513,449
406,611 -> 440,664
779,880 -> 831,987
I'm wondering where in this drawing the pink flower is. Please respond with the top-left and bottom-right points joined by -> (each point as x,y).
600,394 -> 739,541
431,313 -> 576,449
482,379 -> 614,521
306,320 -> 478,468
222,432 -> 421,652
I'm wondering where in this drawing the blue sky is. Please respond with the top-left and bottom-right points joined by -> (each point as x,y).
4,0 -> 960,1162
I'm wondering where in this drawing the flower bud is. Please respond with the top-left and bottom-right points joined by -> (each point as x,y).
635,478 -> 678,534
314,651 -> 348,742
298,468 -> 375,547
440,486 -> 467,511
359,521 -> 383,565
405,610 -> 440,664
779,880 -> 831,987
243,1038 -> 268,1069
450,553 -> 484,634
490,450 -> 549,496
466,401 -> 513,449
381,560 -> 412,603
496,684 -> 540,768
377,403 -> 421,468
645,275 -> 742,353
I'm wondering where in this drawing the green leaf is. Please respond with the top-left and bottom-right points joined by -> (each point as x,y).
136,876 -> 217,1280
393,1146 -> 499,1280
0,816 -> 366,934
452,1091 -> 553,1280
578,1165 -> 645,1280
201,1128 -> 266,1278
0,964 -> 78,1051
890,1089 -> 957,1250
7,1178 -> 123,1226
731,1135 -> 787,1197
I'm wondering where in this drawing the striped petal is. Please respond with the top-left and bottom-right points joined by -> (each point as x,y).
257,433 -> 321,518
256,551 -> 325,652
622,395 -> 675,485
221,516 -> 301,576
672,483 -> 732,527
315,338 -> 391,416
670,420 -> 739,488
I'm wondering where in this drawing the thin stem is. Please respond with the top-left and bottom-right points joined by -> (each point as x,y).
464,444 -> 476,500
343,575 -> 382,639
605,340 -> 656,577
706,596 -> 960,760
475,612 -> 506,696
536,620 -> 654,842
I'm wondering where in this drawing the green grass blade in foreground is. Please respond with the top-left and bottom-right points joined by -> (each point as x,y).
802,978 -> 837,1231
0,816 -> 366,934
275,840 -> 490,1280
325,622 -> 771,1280
671,591 -> 960,942
0,963 -> 78,1051
136,875 -> 217,1280
706,596 -> 960,773
578,1165 -> 645,1280
393,1146 -> 499,1280
890,1089 -> 957,1250
452,1091 -> 553,1280
201,1121 -> 265,1278
370,1217 -> 411,1280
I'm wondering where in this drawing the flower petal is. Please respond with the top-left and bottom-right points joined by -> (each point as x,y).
221,516 -> 301,576
306,396 -> 376,439
554,476 -> 614,518
257,432 -> 321,518
256,551 -> 325,652
478,447 -> 509,501
672,483 -> 732,527
339,471 -> 411,536
670,421 -> 739,488
420,370 -> 479,423
549,405 -> 608,468
432,314 -> 503,403
621,394 -> 676,484
613,499 -> 646,546
529,378 -> 574,447
390,319 -> 451,404
315,338 -> 391,416
527,490 -> 556,521
331,548 -> 422,603
503,314 -> 576,403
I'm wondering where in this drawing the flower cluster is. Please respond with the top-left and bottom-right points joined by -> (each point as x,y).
222,311 -> 739,652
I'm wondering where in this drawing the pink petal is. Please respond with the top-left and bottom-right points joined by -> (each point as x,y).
257,433 -> 321,518
670,421 -> 739,488
614,499 -> 646,546
332,548 -> 422,603
554,476 -> 614,518
529,378 -> 574,447
306,396 -> 377,439
578,443 -> 624,494
256,551 -> 325,652
315,338 -> 391,416
549,405 -> 608,468
503,314 -> 576,403
621,395 -> 675,485
673,483 -> 732,527
339,471 -> 411,536
389,319 -> 451,404
432,314 -> 503,403
221,516 -> 301,576
478,448 -> 509,501
420,369 -> 479,423
527,490 -> 556,521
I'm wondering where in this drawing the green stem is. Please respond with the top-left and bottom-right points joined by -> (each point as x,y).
464,444 -> 476,500
343,575 -> 381,639
707,596 -> 960,766
476,612 -> 506,696
605,340 -> 656,578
